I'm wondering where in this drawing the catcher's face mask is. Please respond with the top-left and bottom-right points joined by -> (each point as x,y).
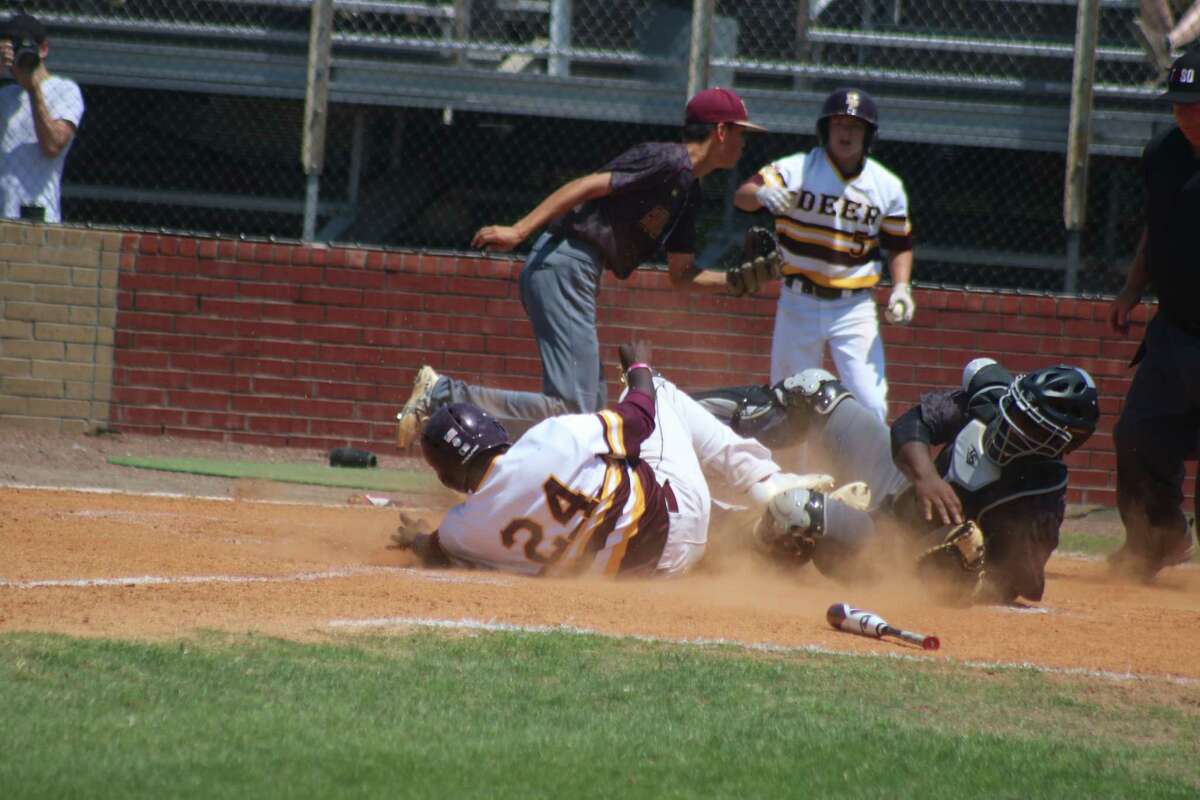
983,384 -> 1072,465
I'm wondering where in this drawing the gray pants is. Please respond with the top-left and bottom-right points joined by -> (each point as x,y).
430,233 -> 605,436
814,394 -> 912,513
1113,314 -> 1200,556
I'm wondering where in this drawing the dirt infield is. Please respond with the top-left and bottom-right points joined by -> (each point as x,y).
2,430 -> 1198,684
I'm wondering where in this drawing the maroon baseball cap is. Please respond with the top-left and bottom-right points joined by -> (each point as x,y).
685,87 -> 767,131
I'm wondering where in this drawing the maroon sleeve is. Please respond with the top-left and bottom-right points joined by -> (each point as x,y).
663,183 -> 701,255
608,388 -> 656,461
880,229 -> 914,253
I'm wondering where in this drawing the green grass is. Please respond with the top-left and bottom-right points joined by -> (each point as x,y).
1058,528 -> 1123,558
106,455 -> 445,493
2,631 -> 1198,799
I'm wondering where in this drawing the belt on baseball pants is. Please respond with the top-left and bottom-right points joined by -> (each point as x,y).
784,274 -> 868,300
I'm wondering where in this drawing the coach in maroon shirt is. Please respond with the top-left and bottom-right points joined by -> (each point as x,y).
396,88 -> 767,448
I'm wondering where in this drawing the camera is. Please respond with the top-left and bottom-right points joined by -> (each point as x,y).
10,34 -> 39,70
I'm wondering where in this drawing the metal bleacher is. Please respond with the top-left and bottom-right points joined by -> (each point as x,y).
50,0 -> 1170,151
41,0 -> 1171,279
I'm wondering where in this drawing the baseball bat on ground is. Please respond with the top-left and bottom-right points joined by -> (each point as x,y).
826,603 -> 940,651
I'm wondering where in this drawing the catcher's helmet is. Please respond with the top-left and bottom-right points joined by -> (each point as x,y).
816,88 -> 879,153
420,403 -> 510,493
984,365 -> 1098,464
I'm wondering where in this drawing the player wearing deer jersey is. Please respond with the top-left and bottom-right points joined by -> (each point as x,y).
400,343 -> 804,577
734,88 -> 915,423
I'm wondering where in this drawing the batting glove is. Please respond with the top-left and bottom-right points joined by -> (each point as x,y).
755,185 -> 796,216
885,283 -> 915,325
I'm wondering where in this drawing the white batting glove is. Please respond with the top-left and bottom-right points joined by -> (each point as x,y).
755,185 -> 796,216
885,282 -> 915,325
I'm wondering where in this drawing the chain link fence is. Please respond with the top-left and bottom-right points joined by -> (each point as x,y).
23,0 -> 1176,293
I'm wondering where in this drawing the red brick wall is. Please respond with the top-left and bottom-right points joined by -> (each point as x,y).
111,232 -> 1175,508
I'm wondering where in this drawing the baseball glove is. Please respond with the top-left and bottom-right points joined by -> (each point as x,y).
914,520 -> 986,606
727,226 -> 782,297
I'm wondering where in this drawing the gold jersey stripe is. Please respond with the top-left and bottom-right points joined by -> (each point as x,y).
603,467 -> 646,575
777,224 -> 879,256
597,409 -> 625,457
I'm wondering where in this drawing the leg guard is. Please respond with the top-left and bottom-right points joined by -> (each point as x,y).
689,384 -> 800,450
776,368 -> 853,417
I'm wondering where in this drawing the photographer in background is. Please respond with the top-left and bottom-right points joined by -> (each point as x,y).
0,13 -> 84,223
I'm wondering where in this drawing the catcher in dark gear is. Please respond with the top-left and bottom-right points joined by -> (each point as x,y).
693,359 -> 1100,604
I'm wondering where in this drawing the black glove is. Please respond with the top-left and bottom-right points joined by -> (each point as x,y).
726,226 -> 782,297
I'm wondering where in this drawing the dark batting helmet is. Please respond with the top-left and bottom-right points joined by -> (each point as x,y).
420,403 -> 510,493
984,365 -> 1099,464
816,88 -> 879,153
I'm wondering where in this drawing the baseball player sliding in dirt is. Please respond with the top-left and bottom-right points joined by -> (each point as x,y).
391,343 -> 829,578
692,358 -> 1100,604
734,88 -> 915,423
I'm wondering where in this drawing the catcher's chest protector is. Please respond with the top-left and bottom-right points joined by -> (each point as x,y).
943,420 -> 999,492
934,419 -> 1069,522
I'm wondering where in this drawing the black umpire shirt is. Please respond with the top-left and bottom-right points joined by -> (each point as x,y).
1143,127 -> 1200,327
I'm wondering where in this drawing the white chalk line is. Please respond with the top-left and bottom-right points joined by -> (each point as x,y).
0,566 -> 514,590
0,482 -> 442,511
327,615 -> 1200,687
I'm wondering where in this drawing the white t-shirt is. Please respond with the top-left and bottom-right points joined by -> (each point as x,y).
0,75 -> 85,223
760,148 -> 912,289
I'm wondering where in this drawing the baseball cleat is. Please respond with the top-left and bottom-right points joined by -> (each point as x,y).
395,365 -> 440,449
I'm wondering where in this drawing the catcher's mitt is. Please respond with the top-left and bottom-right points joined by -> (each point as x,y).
727,226 -> 781,297
914,520 -> 986,606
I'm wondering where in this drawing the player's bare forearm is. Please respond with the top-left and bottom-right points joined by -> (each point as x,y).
516,173 -> 611,238
734,174 -> 766,211
1108,228 -> 1150,335
888,250 -> 913,286
472,172 -> 612,251
1122,228 -> 1151,296
618,342 -> 655,397
898,441 -> 963,524
28,77 -> 74,158
895,440 -> 938,484
667,253 -> 731,292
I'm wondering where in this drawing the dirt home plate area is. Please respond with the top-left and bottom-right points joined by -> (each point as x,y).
2,430 -> 1198,684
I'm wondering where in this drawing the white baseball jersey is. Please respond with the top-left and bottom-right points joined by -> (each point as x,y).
0,76 -> 85,224
436,378 -> 780,578
761,148 -> 912,289
437,389 -> 673,577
